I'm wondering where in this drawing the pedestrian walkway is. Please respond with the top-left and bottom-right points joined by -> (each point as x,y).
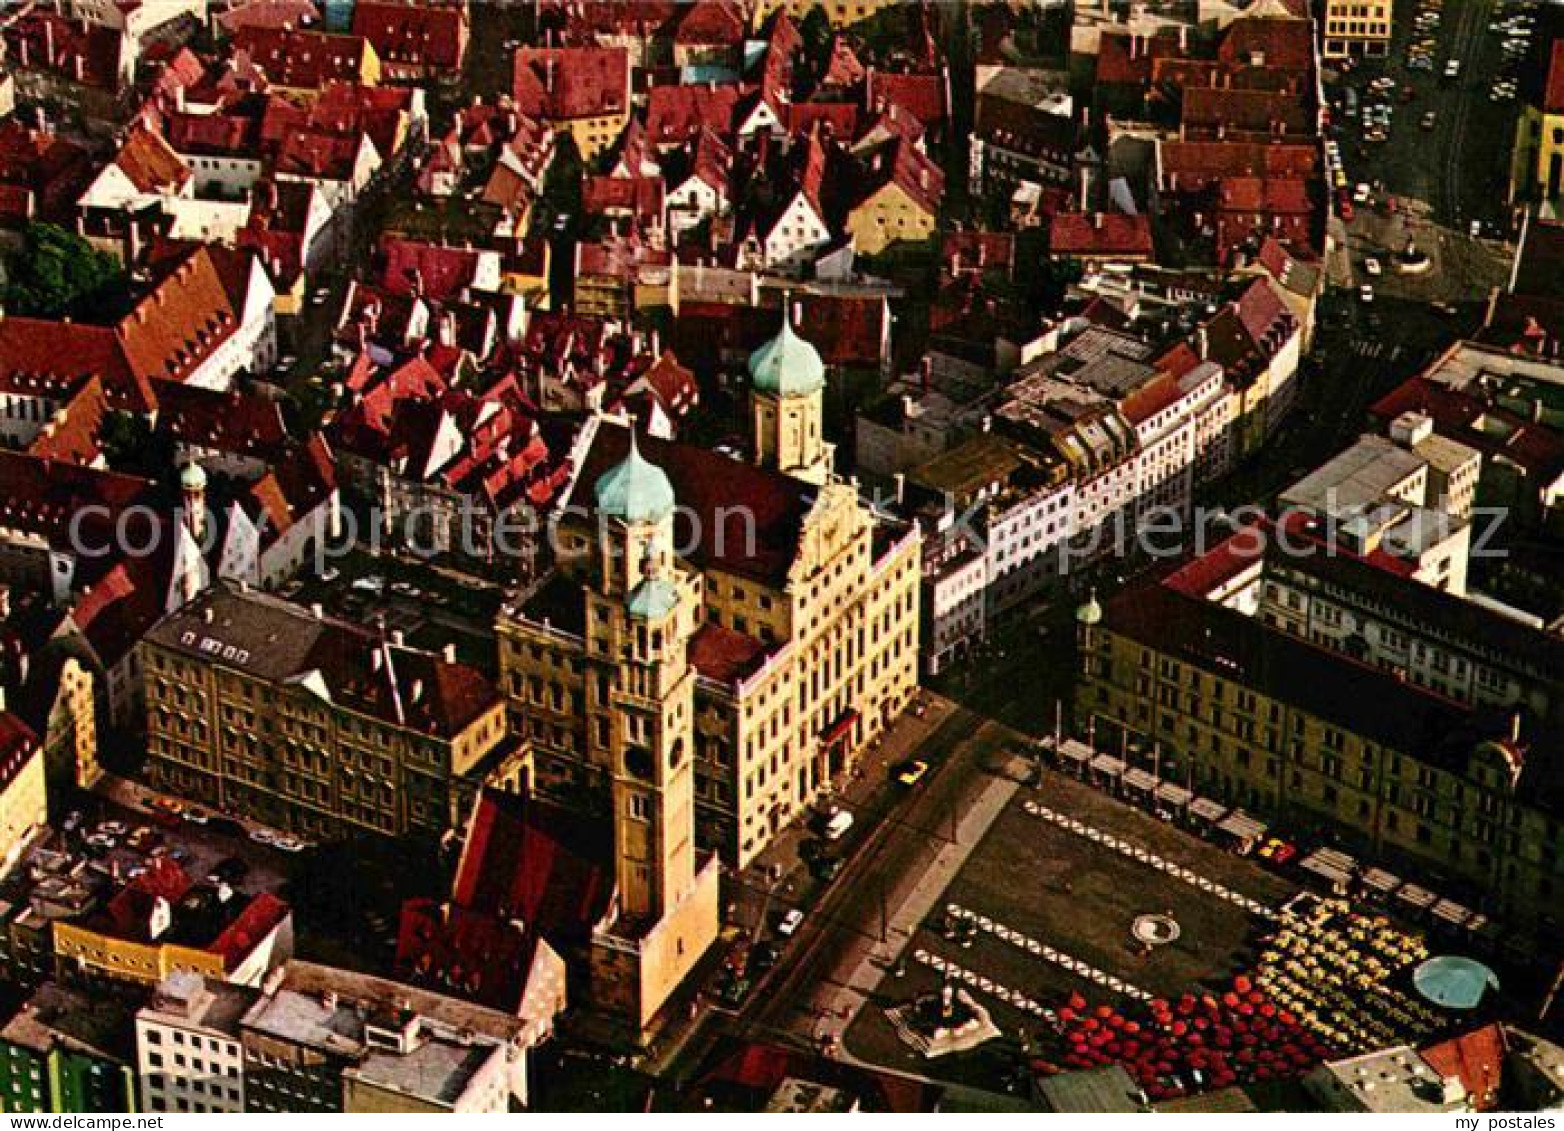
909,950 -> 1055,1023
804,747 -> 1026,1039
945,903 -> 1154,1003
1023,799 -> 1278,920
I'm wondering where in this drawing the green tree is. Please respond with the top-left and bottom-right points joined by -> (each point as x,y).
3,222 -> 128,320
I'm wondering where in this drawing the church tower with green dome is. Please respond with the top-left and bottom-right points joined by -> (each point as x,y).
581,429 -> 718,1036
748,300 -> 833,485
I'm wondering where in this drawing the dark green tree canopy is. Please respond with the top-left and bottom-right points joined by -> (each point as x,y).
3,222 -> 128,320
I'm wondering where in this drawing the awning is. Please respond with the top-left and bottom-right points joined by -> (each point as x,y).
1154,782 -> 1193,807
1122,767 -> 1157,792
1300,850 -> 1354,889
820,709 -> 859,746
1360,867 -> 1400,894
1189,798 -> 1228,822
1432,899 -> 1471,927
1057,738 -> 1093,764
1216,810 -> 1267,841
1397,883 -> 1437,910
1089,754 -> 1126,777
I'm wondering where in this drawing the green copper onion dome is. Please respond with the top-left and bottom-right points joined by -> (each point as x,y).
627,577 -> 680,621
595,431 -> 675,524
1075,589 -> 1103,626
748,305 -> 826,397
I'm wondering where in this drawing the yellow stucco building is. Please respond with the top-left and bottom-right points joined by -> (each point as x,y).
496,312 -> 920,1036
1321,0 -> 1393,58
1511,42 -> 1564,206
1078,583 -> 1564,947
0,713 -> 45,873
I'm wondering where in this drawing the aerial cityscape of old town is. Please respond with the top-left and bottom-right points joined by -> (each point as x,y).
0,0 -> 1555,1116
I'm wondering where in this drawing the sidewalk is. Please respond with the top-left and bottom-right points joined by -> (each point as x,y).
807,750 -> 1028,1049
726,693 -> 959,941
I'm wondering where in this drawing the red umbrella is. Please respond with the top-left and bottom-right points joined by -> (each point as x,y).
1233,975 -> 1252,994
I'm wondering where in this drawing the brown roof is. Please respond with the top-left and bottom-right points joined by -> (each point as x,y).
351,0 -> 468,71
1547,40 -> 1564,115
512,46 -> 629,123
233,26 -> 371,89
1048,212 -> 1154,258
689,622 -> 772,685
112,125 -> 191,194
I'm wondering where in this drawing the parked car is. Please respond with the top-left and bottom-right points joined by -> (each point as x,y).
895,759 -> 931,787
822,808 -> 855,842
1257,838 -> 1299,868
1364,256 -> 1383,277
777,908 -> 805,937
1360,284 -> 1376,305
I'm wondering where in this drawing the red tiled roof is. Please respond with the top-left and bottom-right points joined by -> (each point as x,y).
1421,1025 -> 1506,1112
381,236 -> 484,302
395,899 -> 539,1012
0,121 -> 93,224
1218,175 -> 1312,214
112,125 -> 191,194
1160,140 -> 1317,183
820,35 -> 867,88
352,0 -> 468,71
1218,14 -> 1314,72
1048,212 -> 1154,258
1183,87 -> 1311,136
864,70 -> 947,131
26,377 -> 109,466
646,81 -> 750,146
582,174 -> 665,222
154,380 -> 291,462
942,230 -> 1015,277
674,0 -> 746,46
451,787 -> 613,945
0,713 -> 38,793
1547,41 -> 1564,115
233,26 -> 370,89
852,136 -> 944,217
689,622 -> 771,685
512,46 -> 629,123
216,0 -> 320,34
209,893 -> 291,970
3,11 -> 126,89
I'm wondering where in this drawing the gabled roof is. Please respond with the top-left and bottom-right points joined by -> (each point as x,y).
381,237 -> 484,302
864,70 -> 947,132
673,0 -> 746,46
512,46 -> 630,123
450,787 -> 613,946
1048,212 -> 1154,258
850,136 -> 944,218
217,0 -> 321,34
1547,40 -> 1564,115
155,380 -> 291,463
233,26 -> 372,89
646,81 -> 751,146
111,125 -> 191,195
352,0 -> 468,71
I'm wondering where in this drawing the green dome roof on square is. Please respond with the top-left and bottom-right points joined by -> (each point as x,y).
748,310 -> 825,397
595,432 -> 676,523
